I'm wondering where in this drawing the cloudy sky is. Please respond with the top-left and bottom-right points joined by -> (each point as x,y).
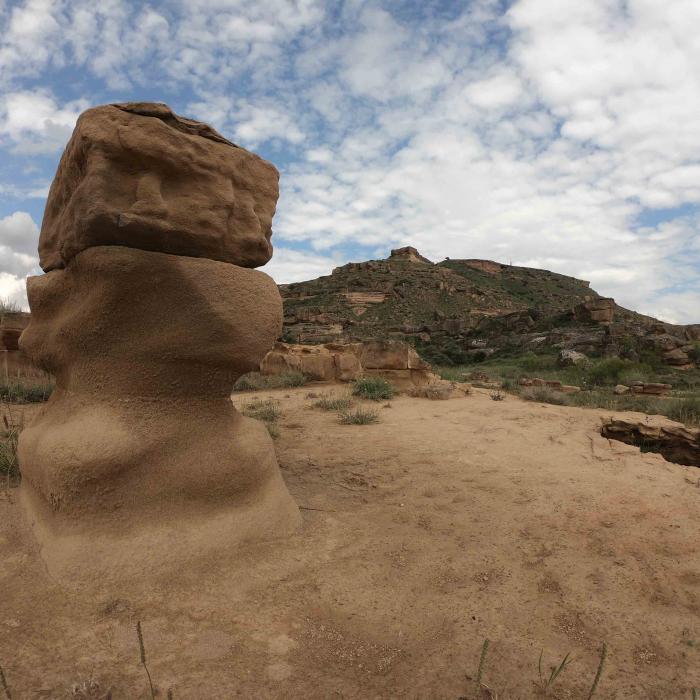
1,0 -> 699,323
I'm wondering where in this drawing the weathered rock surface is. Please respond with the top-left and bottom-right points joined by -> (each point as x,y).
279,248 -> 697,370
389,246 -> 433,264
19,247 -> 299,578
601,416 -> 700,467
557,349 -> 588,367
261,341 -> 362,382
574,297 -> 615,325
39,102 -> 279,272
629,382 -> 672,395
260,339 -> 437,389
19,103 -> 298,580
518,376 -> 581,393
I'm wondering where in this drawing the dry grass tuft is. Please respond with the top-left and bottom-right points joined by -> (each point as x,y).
338,407 -> 379,425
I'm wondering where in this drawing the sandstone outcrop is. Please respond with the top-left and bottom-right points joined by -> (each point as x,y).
260,339 -> 437,389
629,381 -> 672,395
389,246 -> 433,264
39,102 -> 279,272
557,349 -> 588,367
574,297 -> 615,325
602,416 -> 700,467
19,103 -> 299,580
518,377 -> 581,393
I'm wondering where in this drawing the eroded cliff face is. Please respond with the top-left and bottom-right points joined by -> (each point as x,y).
279,248 -> 698,368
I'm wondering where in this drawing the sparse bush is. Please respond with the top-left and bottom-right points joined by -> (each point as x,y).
663,397 -> 700,426
275,371 -> 308,387
241,398 -> 281,437
618,367 -> 652,386
500,378 -> 519,393
233,372 -> 267,391
437,366 -> 470,382
1,410 -> 22,486
688,343 -> 700,365
520,352 -> 557,372
352,376 -> 395,401
583,358 -> 653,387
0,297 -> 21,314
338,407 -> 379,425
522,386 -> 567,405
314,394 -> 354,411
233,371 -> 307,392
0,382 -> 53,403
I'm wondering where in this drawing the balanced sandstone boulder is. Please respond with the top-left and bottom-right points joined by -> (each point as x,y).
18,103 -> 299,580
39,102 -> 279,271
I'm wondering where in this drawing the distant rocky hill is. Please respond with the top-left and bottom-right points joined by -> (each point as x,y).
280,246 -> 700,368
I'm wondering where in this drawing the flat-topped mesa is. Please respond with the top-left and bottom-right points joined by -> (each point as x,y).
39,102 -> 279,271
388,246 -> 433,264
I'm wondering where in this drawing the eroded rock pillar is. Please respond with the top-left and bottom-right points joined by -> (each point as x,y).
18,103 -> 300,580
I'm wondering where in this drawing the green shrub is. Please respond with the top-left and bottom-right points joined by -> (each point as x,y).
0,298 -> 21,314
437,366 -> 470,382
0,382 -> 53,403
352,376 -> 395,401
233,371 -> 308,392
338,407 -> 379,425
519,352 -> 557,372
688,343 -> 700,365
500,378 -> 519,393
583,358 -> 653,387
275,370 -> 308,387
233,372 -> 267,391
618,367 -> 652,386
314,394 -> 354,411
522,386 -> 567,405
241,398 -> 281,437
0,413 -> 22,484
663,397 -> 700,426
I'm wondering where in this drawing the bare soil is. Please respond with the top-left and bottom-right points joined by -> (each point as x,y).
1,388 -> 699,699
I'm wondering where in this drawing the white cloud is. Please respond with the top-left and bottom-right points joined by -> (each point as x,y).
261,247 -> 338,284
0,90 -> 87,153
1,0 -> 699,325
0,211 -> 40,309
0,272 -> 28,310
0,211 -> 39,256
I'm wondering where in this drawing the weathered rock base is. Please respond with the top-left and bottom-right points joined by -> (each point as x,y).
260,339 -> 438,389
18,246 -> 300,580
601,416 -> 700,467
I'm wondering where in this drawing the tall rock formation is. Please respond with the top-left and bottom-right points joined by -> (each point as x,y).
18,103 -> 300,580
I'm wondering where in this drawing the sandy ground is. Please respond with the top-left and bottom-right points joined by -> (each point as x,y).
1,387 -> 699,699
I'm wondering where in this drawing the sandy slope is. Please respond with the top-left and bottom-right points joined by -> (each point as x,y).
1,388 -> 699,699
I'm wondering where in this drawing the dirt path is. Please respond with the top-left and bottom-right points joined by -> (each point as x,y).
1,388 -> 699,698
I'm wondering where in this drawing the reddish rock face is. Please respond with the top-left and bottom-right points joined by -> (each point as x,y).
574,297 -> 615,325
260,339 -> 436,388
39,102 -> 279,272
389,246 -> 433,264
